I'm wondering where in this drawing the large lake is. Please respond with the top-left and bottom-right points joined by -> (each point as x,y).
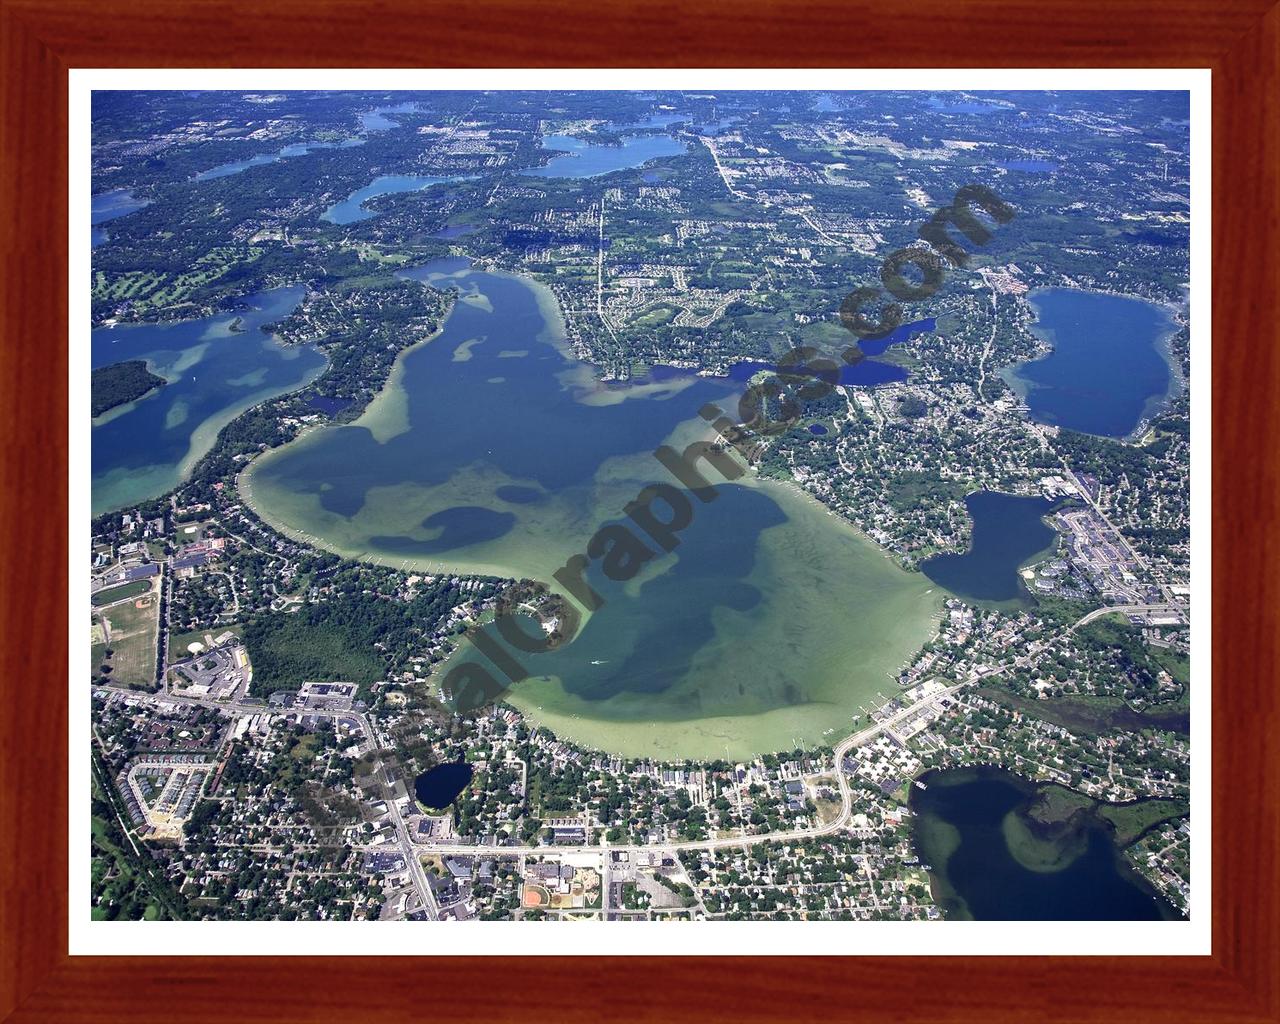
322,174 -> 477,225
910,766 -> 1175,920
244,259 -> 939,759
522,134 -> 689,179
92,287 -> 325,516
322,128 -> 687,224
921,491 -> 1057,606
1002,288 -> 1178,437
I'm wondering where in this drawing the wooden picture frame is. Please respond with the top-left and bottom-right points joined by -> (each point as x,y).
2,1 -> 1276,1020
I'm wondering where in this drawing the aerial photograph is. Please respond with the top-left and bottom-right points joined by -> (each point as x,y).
88,87 -> 1193,924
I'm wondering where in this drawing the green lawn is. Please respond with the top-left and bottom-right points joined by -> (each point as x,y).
1151,646 -> 1191,688
92,579 -> 154,607
100,595 -> 158,687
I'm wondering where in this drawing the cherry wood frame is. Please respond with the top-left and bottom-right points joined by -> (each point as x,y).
2,1 -> 1277,1020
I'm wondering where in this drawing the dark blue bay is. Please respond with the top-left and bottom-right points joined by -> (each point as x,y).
322,174 -> 478,225
194,138 -> 365,182
91,189 -> 150,247
1003,288 -> 1176,437
921,491 -> 1057,606
522,134 -> 688,179
91,286 -> 325,515
910,766 -> 1175,921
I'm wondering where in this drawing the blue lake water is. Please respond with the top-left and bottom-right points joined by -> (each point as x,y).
413,762 -> 473,809
926,97 -> 1004,115
1002,288 -> 1176,437
859,317 -> 937,357
646,318 -> 934,389
522,134 -> 688,179
244,258 -> 938,758
91,286 -> 325,515
911,766 -> 1174,921
195,138 -> 365,181
692,118 -> 742,136
622,113 -> 690,129
92,189 -> 150,247
322,174 -> 478,225
360,103 -> 417,132
921,491 -> 1058,606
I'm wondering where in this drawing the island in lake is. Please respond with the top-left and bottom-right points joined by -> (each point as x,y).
91,359 -> 167,418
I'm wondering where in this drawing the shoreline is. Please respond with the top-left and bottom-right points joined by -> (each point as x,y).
238,263 -> 943,760
93,349 -> 327,518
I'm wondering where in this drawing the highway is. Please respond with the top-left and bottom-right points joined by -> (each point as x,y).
1070,602 -> 1185,630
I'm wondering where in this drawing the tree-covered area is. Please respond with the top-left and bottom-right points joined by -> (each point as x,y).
264,276 -> 451,409
242,605 -> 389,693
242,572 -> 488,698
997,612 -> 1187,707
90,751 -> 186,921
91,359 -> 166,417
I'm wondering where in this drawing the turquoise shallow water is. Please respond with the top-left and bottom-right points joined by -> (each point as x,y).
245,260 -> 939,757
91,286 -> 325,515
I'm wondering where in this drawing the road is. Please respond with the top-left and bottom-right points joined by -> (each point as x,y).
975,291 -> 998,397
1070,602 -> 1186,630
1028,420 -> 1168,599
595,194 -> 620,347
395,680 -> 971,859
700,135 -> 842,246
116,679 -> 962,863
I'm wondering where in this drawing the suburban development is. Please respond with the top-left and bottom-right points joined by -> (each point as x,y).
90,89 -> 1192,923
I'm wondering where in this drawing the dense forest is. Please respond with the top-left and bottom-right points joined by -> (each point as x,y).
241,573 -> 492,699
91,359 -> 165,417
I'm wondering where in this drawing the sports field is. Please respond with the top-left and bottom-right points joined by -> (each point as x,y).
100,594 -> 159,687
92,578 -> 153,607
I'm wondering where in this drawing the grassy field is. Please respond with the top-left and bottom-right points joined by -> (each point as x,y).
93,246 -> 264,315
1151,645 -> 1191,688
168,623 -> 243,657
92,579 -> 153,607
100,594 -> 158,687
